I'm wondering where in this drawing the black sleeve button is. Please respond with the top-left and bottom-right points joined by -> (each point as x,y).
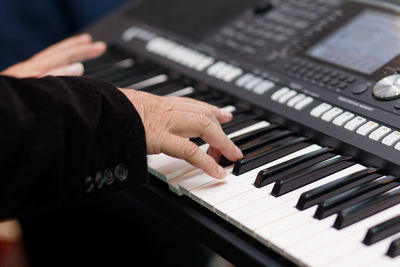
114,164 -> 128,181
85,176 -> 95,193
104,168 -> 115,186
95,171 -> 104,189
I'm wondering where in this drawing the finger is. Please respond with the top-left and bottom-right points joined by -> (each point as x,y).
167,111 -> 242,162
207,146 -> 222,163
166,96 -> 233,123
165,101 -> 222,126
43,62 -> 84,77
160,133 -> 227,179
41,42 -> 107,69
34,34 -> 93,58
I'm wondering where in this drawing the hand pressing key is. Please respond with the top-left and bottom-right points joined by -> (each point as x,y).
120,89 -> 243,179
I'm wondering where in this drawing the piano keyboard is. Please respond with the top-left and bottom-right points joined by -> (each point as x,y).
83,46 -> 400,267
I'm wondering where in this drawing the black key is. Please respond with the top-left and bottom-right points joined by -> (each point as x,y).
297,168 -> 380,210
387,238 -> 400,257
83,47 -> 130,71
233,137 -> 310,175
151,84 -> 186,96
88,60 -> 136,80
191,91 -> 221,102
222,113 -> 260,131
334,187 -> 400,229
219,130 -> 294,167
230,125 -> 279,146
116,71 -> 165,88
315,176 -> 399,220
272,155 -> 354,197
96,63 -> 154,82
84,57 -> 133,75
223,120 -> 261,135
255,147 -> 335,188
364,215 -> 400,245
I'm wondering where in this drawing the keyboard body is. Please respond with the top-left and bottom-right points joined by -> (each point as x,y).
82,0 -> 400,266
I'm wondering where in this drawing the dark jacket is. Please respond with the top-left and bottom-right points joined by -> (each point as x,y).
0,75 -> 147,220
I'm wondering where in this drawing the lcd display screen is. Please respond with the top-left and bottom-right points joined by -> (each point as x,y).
307,10 -> 400,74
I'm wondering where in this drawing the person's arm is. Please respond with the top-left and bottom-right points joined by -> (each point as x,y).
0,75 -> 147,219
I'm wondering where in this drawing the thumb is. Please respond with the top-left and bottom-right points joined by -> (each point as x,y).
43,62 -> 84,77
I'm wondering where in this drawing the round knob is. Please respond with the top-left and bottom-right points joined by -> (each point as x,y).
373,74 -> 400,100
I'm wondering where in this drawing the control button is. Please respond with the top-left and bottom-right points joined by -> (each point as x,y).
337,82 -> 348,90
310,103 -> 332,118
393,99 -> 400,110
222,67 -> 243,82
207,61 -> 227,76
278,90 -> 297,104
382,131 -> 400,146
321,107 -> 343,122
356,121 -> 379,136
344,116 -> 367,131
253,80 -> 275,95
271,87 -> 290,101
395,142 -> 400,151
244,77 -> 263,90
294,96 -> 314,110
287,93 -> 306,107
346,77 -> 357,84
373,74 -> 400,100
369,126 -> 391,141
352,84 -> 369,95
332,111 -> 355,126
215,64 -> 235,80
236,73 -> 255,87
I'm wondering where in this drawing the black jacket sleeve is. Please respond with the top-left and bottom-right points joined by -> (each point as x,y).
0,75 -> 148,219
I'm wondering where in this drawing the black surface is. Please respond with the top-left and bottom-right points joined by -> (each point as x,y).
364,214 -> 400,245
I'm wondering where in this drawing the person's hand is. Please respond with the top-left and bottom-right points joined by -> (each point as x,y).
120,89 -> 243,179
1,33 -> 106,78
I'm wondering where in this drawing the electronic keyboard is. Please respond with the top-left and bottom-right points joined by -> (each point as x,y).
82,0 -> 400,266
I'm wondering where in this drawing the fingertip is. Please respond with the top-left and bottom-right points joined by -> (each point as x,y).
219,109 -> 233,122
77,33 -> 92,42
66,62 -> 84,76
93,41 -> 107,51
213,165 -> 227,179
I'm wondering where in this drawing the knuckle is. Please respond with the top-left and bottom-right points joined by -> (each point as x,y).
183,141 -> 199,159
197,114 -> 212,128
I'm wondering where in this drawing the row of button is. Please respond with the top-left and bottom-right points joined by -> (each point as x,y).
310,103 -> 400,150
207,61 -> 243,82
270,87 -> 314,110
146,37 -> 214,72
235,73 -> 276,95
85,164 -> 129,193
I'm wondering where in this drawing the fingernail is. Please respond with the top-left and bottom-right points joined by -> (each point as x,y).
78,33 -> 91,41
217,166 -> 227,178
220,109 -> 233,120
235,146 -> 243,159
66,62 -> 84,76
93,41 -> 107,49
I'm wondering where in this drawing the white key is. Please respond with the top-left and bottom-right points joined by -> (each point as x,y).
294,96 -> 314,110
300,205 -> 400,266
215,64 -> 235,80
128,74 -> 168,89
332,111 -> 355,126
278,90 -> 297,104
271,87 -> 290,101
321,107 -> 343,122
236,73 -> 255,87
328,233 -> 400,267
382,131 -> 400,147
286,93 -> 306,107
344,116 -> 367,131
369,126 -> 392,141
166,87 -> 195,97
310,103 -> 332,118
356,121 -> 379,136
253,80 -> 275,95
